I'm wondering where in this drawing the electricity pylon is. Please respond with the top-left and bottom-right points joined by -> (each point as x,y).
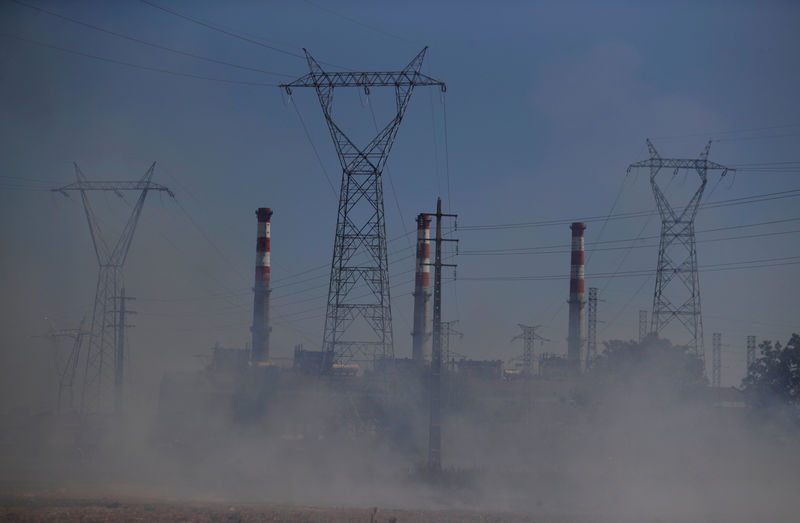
441,320 -> 463,372
712,332 -> 722,388
39,319 -> 88,412
512,324 -> 549,376
638,309 -> 649,342
627,140 -> 732,363
587,287 -> 599,362
281,48 -> 446,369
54,162 -> 172,413
746,335 -> 756,377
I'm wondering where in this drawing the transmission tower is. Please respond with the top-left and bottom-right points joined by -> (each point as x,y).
639,309 -> 648,342
54,163 -> 172,413
712,332 -> 722,388
746,335 -> 756,377
587,287 -> 598,362
441,320 -> 463,372
512,324 -> 549,376
40,319 -> 88,412
281,48 -> 446,369
627,140 -> 732,363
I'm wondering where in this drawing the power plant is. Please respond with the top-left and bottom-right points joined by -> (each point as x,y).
38,50 -> 752,498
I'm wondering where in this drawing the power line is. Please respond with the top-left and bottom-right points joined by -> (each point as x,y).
138,0 -> 305,59
289,97 -> 338,196
651,123 -> 800,140
8,0 -> 294,78
458,188 -> 800,231
460,216 -> 800,255
2,33 -> 277,86
138,0 -> 352,71
459,255 -> 800,282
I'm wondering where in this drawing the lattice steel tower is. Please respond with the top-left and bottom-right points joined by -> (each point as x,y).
627,140 -> 732,361
513,324 -> 548,376
281,48 -> 445,368
54,163 -> 172,412
587,287 -> 598,362
639,309 -> 649,342
746,335 -> 756,377
712,332 -> 722,388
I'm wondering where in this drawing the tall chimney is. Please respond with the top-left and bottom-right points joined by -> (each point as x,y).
411,213 -> 432,362
251,207 -> 273,363
567,222 -> 586,374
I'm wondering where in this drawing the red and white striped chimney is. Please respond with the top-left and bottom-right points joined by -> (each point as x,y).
567,222 -> 586,374
411,213 -> 432,362
251,207 -> 273,363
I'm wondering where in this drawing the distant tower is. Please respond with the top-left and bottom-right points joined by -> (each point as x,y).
567,222 -> 587,374
712,332 -> 722,388
587,287 -> 598,363
412,214 -> 432,362
639,310 -> 648,342
746,335 -> 756,377
441,320 -> 463,372
627,140 -> 732,364
251,208 -> 273,363
53,162 -> 172,413
281,49 -> 445,370
513,324 -> 547,376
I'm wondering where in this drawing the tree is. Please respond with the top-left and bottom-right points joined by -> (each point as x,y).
741,334 -> 800,424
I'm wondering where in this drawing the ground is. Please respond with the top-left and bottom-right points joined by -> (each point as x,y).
0,487 -> 635,523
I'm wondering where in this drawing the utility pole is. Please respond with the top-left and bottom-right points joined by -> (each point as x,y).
281,49 -> 446,371
712,332 -> 722,388
424,198 -> 457,474
512,324 -> 549,376
746,335 -> 756,377
54,163 -> 172,413
627,140 -> 733,367
441,320 -> 463,372
114,288 -> 135,415
639,310 -> 648,343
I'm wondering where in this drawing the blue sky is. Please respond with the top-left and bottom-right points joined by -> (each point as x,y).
1,0 -> 798,407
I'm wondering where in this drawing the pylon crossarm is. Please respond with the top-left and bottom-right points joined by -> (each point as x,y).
281,71 -> 445,91
629,158 -> 730,173
53,181 -> 174,195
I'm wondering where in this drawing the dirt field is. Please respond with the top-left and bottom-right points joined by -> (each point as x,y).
0,488 -> 615,523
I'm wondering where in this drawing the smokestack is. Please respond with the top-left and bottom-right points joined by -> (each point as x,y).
411,213 -> 432,362
251,207 -> 273,363
567,222 -> 586,374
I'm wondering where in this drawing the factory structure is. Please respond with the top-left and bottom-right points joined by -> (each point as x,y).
44,49 -> 742,477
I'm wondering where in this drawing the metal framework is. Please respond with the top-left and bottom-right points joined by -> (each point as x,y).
54,163 -> 172,412
42,320 -> 88,412
281,48 -> 445,368
628,140 -> 732,361
712,332 -> 722,388
638,309 -> 649,342
441,320 -> 463,372
746,335 -> 756,377
587,287 -> 598,362
512,324 -> 548,376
